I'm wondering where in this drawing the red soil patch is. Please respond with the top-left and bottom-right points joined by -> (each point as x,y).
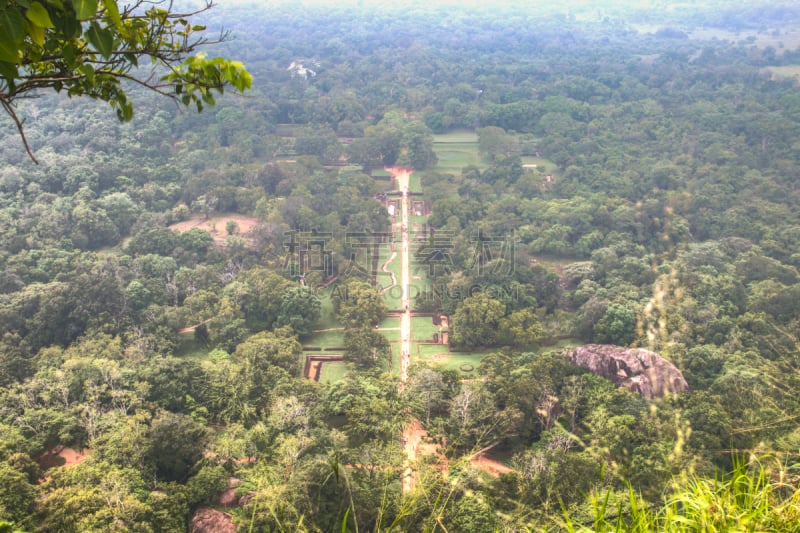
309,360 -> 322,381
38,446 -> 92,482
37,446 -> 91,471
471,454 -> 513,477
178,318 -> 212,334
169,214 -> 260,245
402,420 -> 449,493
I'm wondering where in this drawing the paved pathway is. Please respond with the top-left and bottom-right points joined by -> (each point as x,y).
388,168 -> 416,494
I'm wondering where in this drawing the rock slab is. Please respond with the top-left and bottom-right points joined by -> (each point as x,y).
190,508 -> 235,533
569,344 -> 688,399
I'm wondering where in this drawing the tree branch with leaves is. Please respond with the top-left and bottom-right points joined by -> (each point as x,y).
0,0 -> 252,162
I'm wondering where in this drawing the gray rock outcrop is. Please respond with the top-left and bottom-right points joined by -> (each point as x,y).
217,477 -> 241,508
568,344 -> 688,399
190,508 -> 235,533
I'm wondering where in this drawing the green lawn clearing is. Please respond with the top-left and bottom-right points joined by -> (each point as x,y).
520,156 -> 559,176
414,344 -> 488,375
529,253 -> 575,271
408,172 -> 422,192
411,316 -> 441,342
174,331 -> 212,360
305,328 -> 345,349
319,361 -> 350,383
762,65 -> 800,82
432,130 -> 485,174
433,130 -> 479,143
313,292 -> 340,329
434,149 -> 484,173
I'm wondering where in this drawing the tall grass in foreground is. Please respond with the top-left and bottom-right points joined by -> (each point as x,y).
560,458 -> 800,532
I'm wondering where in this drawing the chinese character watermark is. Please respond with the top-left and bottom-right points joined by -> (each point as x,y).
283,230 -> 333,277
413,230 -> 454,276
467,230 -> 518,276
342,231 -> 393,278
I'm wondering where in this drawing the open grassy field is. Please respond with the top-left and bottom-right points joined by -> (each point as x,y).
413,338 -> 581,376
540,337 -> 582,352
433,129 -> 565,179
433,130 -> 479,143
689,27 -> 800,53
432,129 -> 486,174
389,341 -> 402,374
411,316 -> 441,342
409,277 -> 433,305
379,316 -> 401,330
333,164 -> 364,172
305,328 -> 345,348
529,253 -> 576,271
409,213 -> 429,226
408,172 -> 422,192
304,292 -> 346,348
377,248 -> 400,284
762,65 -> 800,83
434,148 -> 484,174
520,156 -> 559,177
415,344 -> 487,375
174,331 -> 211,360
319,361 -> 350,383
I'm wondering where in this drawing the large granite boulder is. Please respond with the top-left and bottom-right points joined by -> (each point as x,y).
190,508 -> 235,533
568,344 -> 688,399
217,477 -> 242,508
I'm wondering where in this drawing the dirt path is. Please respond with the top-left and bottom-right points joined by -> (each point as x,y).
178,318 -> 212,334
387,167 -> 418,495
379,251 -> 398,295
398,169 -> 411,385
385,169 -> 515,490
402,419 -> 424,492
471,454 -> 513,477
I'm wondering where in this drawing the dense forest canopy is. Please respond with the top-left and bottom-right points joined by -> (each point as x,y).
1,0 -> 800,531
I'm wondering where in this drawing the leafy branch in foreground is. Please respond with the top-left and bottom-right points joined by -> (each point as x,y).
0,0 -> 252,162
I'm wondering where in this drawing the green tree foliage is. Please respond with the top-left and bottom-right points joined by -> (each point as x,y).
594,303 -> 637,345
327,372 -> 405,446
498,308 -> 543,347
146,412 -> 208,482
343,327 -> 391,369
450,293 -> 506,348
332,279 -> 386,329
233,328 -> 303,375
238,267 -> 295,327
404,366 -> 455,426
477,126 -> 516,160
3,2 -> 800,531
35,460 -> 180,532
0,462 -> 35,527
275,286 -> 321,337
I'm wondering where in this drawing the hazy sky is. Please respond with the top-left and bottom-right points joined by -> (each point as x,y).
213,0 -> 586,9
